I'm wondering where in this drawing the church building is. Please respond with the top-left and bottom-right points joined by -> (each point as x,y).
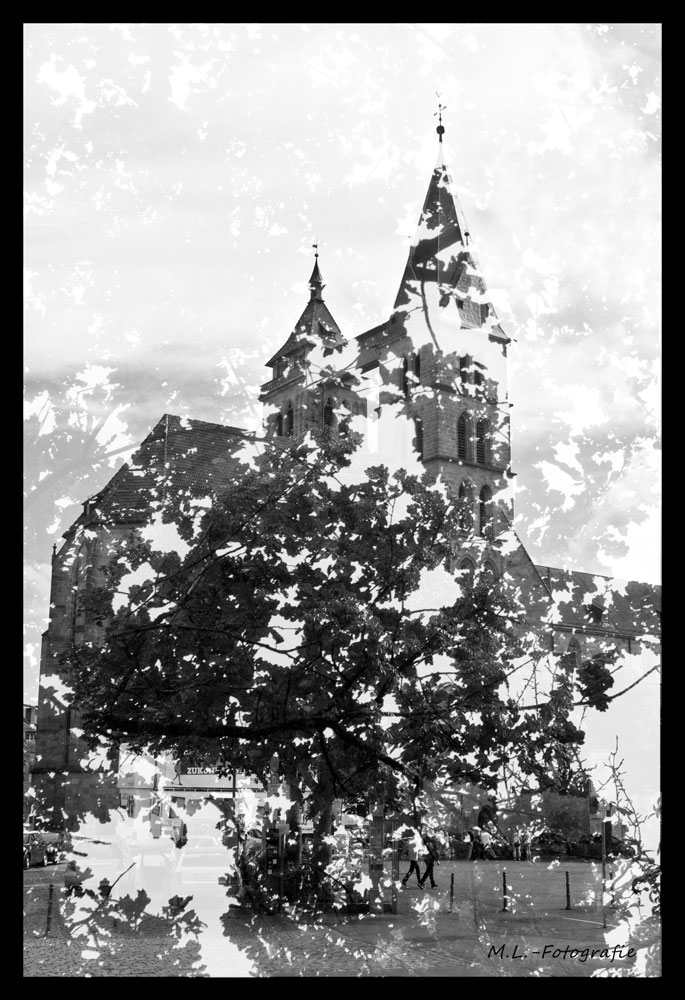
30,122 -> 660,827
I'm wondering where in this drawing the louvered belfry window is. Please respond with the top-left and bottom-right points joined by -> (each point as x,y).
479,485 -> 492,537
457,413 -> 468,460
414,418 -> 424,459
458,482 -> 473,531
476,419 -> 488,465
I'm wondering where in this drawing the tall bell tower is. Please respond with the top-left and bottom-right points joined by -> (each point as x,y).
355,111 -> 515,552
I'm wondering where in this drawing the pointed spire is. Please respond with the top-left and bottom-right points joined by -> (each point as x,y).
392,151 -> 467,309
309,242 -> 325,301
263,245 -> 344,371
387,135 -> 507,341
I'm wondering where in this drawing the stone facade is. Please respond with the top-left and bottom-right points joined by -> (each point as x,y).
31,143 -> 660,826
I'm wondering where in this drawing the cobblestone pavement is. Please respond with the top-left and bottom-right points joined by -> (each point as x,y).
24,860 -> 643,977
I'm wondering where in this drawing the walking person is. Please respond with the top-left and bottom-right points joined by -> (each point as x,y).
418,833 -> 438,889
512,826 -> 521,861
401,834 -> 422,888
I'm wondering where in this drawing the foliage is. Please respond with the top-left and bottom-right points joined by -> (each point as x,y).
67,434 -> 605,848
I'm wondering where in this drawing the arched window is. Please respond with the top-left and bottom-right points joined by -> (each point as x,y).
459,355 -> 471,386
458,481 -> 474,532
286,402 -> 294,437
476,419 -> 488,465
275,411 -> 283,436
562,636 -> 582,671
414,417 -> 424,460
457,412 -> 470,460
459,557 -> 476,584
479,485 -> 492,538
482,560 -> 498,581
323,397 -> 335,428
339,402 -> 351,437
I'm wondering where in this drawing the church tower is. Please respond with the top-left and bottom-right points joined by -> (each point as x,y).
260,254 -> 366,441
355,116 -> 514,564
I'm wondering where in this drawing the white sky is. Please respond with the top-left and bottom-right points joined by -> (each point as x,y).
24,24 -> 661,831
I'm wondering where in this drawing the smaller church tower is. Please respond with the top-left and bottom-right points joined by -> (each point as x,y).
259,253 -> 366,441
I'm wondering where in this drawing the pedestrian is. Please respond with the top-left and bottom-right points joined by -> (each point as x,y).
401,833 -> 422,888
418,833 -> 438,889
513,826 -> 521,861
480,826 -> 495,859
462,830 -> 473,861
521,828 -> 531,861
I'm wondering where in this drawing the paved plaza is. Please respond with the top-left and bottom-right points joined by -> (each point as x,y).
24,859 -> 649,977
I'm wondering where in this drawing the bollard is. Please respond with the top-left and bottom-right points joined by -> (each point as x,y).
501,868 -> 509,912
45,883 -> 54,937
609,866 -> 615,908
449,872 -> 454,913
565,870 -> 571,910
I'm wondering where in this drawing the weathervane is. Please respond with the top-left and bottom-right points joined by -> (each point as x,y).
435,94 -> 446,143
312,241 -> 319,259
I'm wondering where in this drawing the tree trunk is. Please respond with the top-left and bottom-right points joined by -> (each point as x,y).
311,761 -> 336,870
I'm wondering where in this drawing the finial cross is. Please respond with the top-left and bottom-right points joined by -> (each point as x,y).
435,93 -> 446,142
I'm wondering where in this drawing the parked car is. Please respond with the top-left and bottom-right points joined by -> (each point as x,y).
530,829 -> 570,856
23,830 -> 47,869
41,831 -> 69,864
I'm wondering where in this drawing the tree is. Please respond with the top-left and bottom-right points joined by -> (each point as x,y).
67,433 -> 606,867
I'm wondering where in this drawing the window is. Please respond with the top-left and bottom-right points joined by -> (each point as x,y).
414,417 -> 424,460
457,412 -> 469,460
479,485 -> 492,538
482,560 -> 498,580
401,356 -> 409,396
25,731 -> 36,742
275,411 -> 283,436
562,636 -> 582,670
286,402 -> 294,437
476,419 -> 488,465
274,359 -> 287,379
459,355 -> 471,385
413,352 -> 421,381
324,397 -> 335,428
458,481 -> 474,532
473,368 -> 484,392
459,557 -> 476,583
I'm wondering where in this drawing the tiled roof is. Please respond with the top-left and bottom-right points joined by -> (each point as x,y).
82,415 -> 254,523
265,297 -> 345,368
535,565 -> 661,636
